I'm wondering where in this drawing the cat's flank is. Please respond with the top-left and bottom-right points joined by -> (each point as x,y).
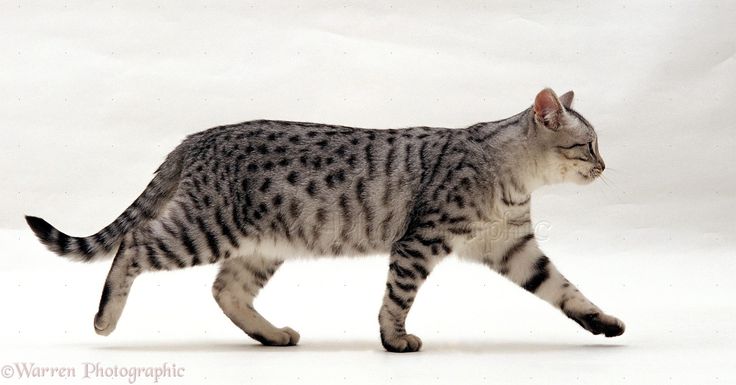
26,88 -> 624,352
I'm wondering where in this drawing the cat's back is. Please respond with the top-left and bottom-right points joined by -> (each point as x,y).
169,119 -> 454,258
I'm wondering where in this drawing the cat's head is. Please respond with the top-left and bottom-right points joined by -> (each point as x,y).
531,88 -> 605,185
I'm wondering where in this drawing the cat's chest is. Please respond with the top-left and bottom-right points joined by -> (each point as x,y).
449,207 -> 532,257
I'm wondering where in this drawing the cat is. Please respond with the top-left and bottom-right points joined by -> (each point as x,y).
26,88 -> 624,352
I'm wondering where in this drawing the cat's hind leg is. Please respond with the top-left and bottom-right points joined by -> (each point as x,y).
94,234 -> 142,336
212,256 -> 299,346
93,221 -> 205,336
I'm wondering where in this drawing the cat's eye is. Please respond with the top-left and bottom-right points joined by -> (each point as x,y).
557,143 -> 587,150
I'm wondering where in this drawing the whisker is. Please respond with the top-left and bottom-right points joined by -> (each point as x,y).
597,174 -> 628,199
591,176 -> 614,201
602,167 -> 627,174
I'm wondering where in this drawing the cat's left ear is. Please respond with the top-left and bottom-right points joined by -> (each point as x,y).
533,88 -> 564,130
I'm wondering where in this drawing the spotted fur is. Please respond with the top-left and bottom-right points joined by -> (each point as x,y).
26,88 -> 624,351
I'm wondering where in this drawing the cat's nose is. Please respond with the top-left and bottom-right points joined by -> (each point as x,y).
597,159 -> 606,172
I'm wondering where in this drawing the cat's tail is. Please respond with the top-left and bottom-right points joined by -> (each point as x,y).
25,145 -> 186,262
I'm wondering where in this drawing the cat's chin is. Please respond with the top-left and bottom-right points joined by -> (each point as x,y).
574,172 -> 596,185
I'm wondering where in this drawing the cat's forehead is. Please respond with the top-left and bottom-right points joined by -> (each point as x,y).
563,108 -> 596,141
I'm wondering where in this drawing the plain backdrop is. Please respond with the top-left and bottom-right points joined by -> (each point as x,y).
1,1 -> 734,384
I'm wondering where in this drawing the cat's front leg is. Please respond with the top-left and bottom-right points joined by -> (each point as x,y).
378,237 -> 446,352
463,233 -> 625,337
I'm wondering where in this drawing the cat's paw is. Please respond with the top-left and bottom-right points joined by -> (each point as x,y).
250,327 -> 300,346
280,327 -> 301,345
568,312 -> 625,337
93,312 -> 116,336
381,333 -> 423,353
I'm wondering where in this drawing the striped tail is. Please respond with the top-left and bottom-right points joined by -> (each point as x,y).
25,146 -> 186,262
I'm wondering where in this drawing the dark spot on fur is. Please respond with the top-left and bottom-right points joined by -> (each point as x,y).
272,194 -> 283,206
287,171 -> 299,185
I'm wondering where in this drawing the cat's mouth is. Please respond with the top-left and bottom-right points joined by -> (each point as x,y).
578,167 -> 603,181
577,172 -> 592,181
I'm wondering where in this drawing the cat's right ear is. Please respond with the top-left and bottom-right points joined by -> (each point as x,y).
533,88 -> 564,130
559,90 -> 574,109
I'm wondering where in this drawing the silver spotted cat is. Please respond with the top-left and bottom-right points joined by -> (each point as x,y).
27,88 -> 624,352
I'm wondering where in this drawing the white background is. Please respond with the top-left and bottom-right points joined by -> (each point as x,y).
1,1 -> 734,384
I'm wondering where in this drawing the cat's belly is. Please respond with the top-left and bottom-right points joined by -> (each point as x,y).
233,231 -> 392,260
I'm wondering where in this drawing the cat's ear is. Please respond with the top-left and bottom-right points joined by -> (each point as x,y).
559,90 -> 574,109
533,88 -> 564,130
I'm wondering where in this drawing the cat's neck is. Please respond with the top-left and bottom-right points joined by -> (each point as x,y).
467,107 -> 546,194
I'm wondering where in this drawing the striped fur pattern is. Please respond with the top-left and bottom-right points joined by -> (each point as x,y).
26,88 -> 624,352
